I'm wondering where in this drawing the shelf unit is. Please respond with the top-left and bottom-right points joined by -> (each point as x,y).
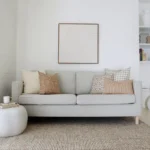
140,61 -> 150,64
139,0 -> 150,2
139,26 -> 150,63
140,26 -> 150,28
140,43 -> 150,46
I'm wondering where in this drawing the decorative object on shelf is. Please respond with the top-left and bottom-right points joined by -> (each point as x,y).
143,52 -> 147,61
142,10 -> 150,26
146,36 -> 150,43
3,96 -> 10,104
139,49 -> 143,61
58,23 -> 99,64
139,48 -> 148,61
139,33 -> 149,43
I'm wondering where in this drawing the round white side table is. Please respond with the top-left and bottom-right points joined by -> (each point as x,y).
0,105 -> 28,137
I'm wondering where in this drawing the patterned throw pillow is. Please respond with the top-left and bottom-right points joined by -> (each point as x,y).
114,68 -> 130,81
90,75 -> 113,94
103,78 -> 134,94
105,68 -> 130,81
39,72 -> 61,94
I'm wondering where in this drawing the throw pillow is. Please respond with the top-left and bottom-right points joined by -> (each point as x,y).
22,70 -> 45,94
90,75 -> 113,94
105,68 -> 130,81
105,68 -> 121,76
114,68 -> 130,81
39,72 -> 61,94
103,78 -> 134,94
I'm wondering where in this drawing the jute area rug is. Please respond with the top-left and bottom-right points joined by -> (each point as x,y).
0,117 -> 150,150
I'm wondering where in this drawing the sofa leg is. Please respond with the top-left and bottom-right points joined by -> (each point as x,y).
135,116 -> 140,125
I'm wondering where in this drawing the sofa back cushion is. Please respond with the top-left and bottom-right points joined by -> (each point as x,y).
76,71 -> 104,94
46,70 -> 75,94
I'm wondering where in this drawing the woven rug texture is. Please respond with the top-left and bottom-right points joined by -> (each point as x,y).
0,117 -> 150,150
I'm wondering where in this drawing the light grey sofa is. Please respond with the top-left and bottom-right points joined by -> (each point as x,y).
12,71 -> 142,124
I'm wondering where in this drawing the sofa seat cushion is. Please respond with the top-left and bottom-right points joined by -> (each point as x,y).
77,95 -> 135,105
19,94 -> 76,105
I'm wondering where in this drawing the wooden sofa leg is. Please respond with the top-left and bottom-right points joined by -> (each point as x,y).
135,116 -> 140,125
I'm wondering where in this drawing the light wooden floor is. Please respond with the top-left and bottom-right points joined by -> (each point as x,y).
140,108 -> 150,126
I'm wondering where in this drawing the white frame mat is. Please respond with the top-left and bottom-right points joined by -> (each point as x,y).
58,23 -> 99,64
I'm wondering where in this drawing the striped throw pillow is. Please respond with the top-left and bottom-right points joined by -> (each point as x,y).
103,78 -> 134,94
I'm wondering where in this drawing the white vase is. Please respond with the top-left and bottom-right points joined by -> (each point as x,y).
142,10 -> 150,26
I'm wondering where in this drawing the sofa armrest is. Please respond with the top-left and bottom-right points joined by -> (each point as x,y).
133,80 -> 142,107
12,81 -> 23,103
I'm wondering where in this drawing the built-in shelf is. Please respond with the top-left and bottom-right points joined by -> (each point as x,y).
139,23 -> 150,64
139,0 -> 150,2
139,0 -> 150,66
140,26 -> 150,28
140,61 -> 150,64
140,43 -> 150,46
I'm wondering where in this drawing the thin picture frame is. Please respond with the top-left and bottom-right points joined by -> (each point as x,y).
58,23 -> 99,64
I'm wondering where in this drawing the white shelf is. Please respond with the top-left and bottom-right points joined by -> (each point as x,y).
140,26 -> 150,28
140,61 -> 150,64
140,43 -> 150,46
139,0 -> 150,2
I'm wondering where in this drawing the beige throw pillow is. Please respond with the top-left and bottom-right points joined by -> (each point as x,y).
105,68 -> 121,76
39,72 -> 61,94
103,78 -> 134,94
22,70 -> 43,94
90,75 -> 113,94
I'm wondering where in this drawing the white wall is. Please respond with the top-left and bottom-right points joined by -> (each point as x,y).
0,0 -> 17,102
16,0 -> 139,79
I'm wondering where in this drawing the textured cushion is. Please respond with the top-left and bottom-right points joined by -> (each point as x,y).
39,72 -> 60,94
46,71 -> 75,94
105,68 -> 121,77
76,71 -> 104,94
114,68 -> 130,81
19,94 -> 76,105
22,70 -> 42,94
105,68 -> 130,81
77,95 -> 135,105
90,75 -> 113,94
103,78 -> 134,94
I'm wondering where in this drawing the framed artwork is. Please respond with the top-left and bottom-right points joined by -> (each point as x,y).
58,23 -> 99,64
